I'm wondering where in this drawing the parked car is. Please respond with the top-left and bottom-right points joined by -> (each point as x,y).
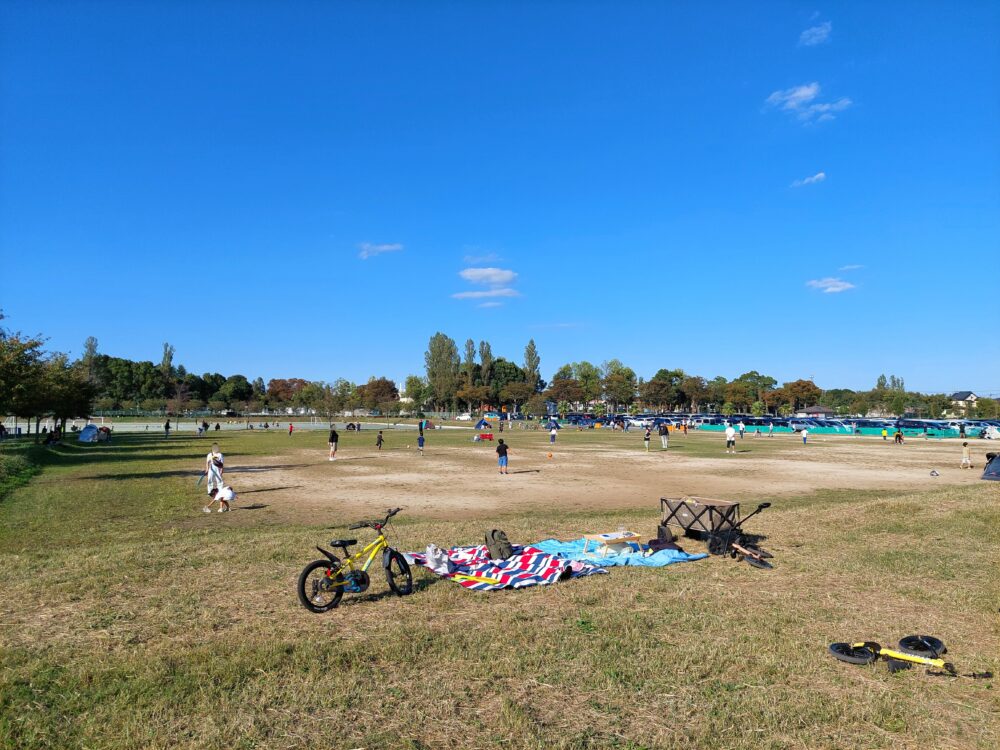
455,413 -> 473,421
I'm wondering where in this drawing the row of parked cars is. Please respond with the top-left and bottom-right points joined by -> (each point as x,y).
561,412 -> 1000,436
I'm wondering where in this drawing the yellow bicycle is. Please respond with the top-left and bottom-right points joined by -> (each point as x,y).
297,507 -> 413,612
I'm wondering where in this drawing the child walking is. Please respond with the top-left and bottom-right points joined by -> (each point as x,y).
376,431 -> 384,451
960,442 -> 973,469
417,434 -> 425,455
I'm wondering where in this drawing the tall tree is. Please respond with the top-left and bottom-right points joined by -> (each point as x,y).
680,376 -> 708,412
424,332 -> 460,408
523,339 -> 541,391
81,336 -> 99,384
478,340 -> 493,388
573,361 -> 602,403
160,342 -> 175,377
782,379 -> 822,410
463,339 -> 477,386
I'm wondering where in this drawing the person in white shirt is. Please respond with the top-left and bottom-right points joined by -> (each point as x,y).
205,484 -> 235,513
205,443 -> 224,495
801,428 -> 809,445
737,421 -> 746,439
725,425 -> 737,454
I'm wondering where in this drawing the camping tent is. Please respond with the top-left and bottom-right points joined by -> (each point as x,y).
78,424 -> 99,443
983,453 -> 1000,481
475,419 -> 491,429
545,420 -> 561,430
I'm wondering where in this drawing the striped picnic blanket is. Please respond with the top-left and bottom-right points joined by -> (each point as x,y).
406,544 -> 606,591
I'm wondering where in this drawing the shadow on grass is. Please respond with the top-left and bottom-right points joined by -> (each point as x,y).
236,503 -> 269,511
89,465 -> 307,481
336,575 -> 442,606
238,486 -> 304,494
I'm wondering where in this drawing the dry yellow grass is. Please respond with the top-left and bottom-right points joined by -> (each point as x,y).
1,431 -> 998,749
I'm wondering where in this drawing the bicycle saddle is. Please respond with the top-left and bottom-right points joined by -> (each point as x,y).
328,539 -> 357,548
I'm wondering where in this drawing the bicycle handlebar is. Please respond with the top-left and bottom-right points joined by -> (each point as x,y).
347,507 -> 403,530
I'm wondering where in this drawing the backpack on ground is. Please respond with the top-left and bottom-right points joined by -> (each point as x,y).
485,529 -> 514,560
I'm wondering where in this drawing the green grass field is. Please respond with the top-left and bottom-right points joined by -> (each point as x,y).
1,432 -> 998,749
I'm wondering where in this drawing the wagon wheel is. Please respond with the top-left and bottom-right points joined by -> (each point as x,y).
706,534 -> 729,556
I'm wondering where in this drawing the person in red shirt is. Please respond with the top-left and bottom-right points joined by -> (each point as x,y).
288,423 -> 294,436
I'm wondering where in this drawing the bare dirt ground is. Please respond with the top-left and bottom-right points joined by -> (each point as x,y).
227,431 -> 984,521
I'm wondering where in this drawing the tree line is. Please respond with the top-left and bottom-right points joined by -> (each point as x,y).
2,318 -> 996,439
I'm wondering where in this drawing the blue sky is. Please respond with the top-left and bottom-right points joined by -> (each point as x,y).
2,1 -> 998,394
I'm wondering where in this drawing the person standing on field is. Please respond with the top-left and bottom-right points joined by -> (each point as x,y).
164,419 -> 171,438
376,430 -> 384,451
801,428 -> 809,445
549,425 -> 558,444
417,433 -> 425,455
738,421 -> 746,439
725,424 -> 737,454
658,422 -> 669,450
328,426 -> 339,461
288,423 -> 294,437
205,442 -> 224,495
496,438 -> 509,474
643,427 -> 651,452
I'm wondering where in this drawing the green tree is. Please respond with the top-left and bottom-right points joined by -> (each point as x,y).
523,339 -> 541,391
81,336 -> 99,384
680,376 -> 708,412
462,339 -> 477,386
501,381 -> 535,412
721,402 -> 735,416
217,375 -> 253,404
573,361 -> 602,403
404,375 -> 427,411
478,341 -> 493,388
524,393 -> 548,417
782,379 -> 822,410
489,358 -> 526,401
751,401 -> 765,417
706,376 -> 728,409
424,333 -> 460,409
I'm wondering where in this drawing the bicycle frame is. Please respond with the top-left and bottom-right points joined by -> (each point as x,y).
851,642 -> 949,670
328,533 -> 388,577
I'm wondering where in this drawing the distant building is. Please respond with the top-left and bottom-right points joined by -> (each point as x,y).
949,391 -> 978,414
795,405 -> 836,418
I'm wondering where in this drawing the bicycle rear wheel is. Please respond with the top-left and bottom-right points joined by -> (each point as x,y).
829,642 -> 878,665
297,559 -> 345,613
384,550 -> 413,596
898,635 -> 946,657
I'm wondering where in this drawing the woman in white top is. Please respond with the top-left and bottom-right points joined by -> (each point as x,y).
205,443 -> 224,494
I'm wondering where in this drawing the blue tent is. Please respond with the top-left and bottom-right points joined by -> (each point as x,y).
983,453 -> 1000,481
78,424 -> 99,443
475,419 -> 491,429
545,420 -> 561,430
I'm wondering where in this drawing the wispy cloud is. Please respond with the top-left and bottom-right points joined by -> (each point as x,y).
799,21 -> 832,46
451,288 -> 520,300
839,264 -> 864,271
478,301 -> 504,308
766,82 -> 852,123
463,250 -> 501,264
358,242 -> 403,260
459,267 -> 518,286
791,171 -> 826,187
807,277 -> 856,294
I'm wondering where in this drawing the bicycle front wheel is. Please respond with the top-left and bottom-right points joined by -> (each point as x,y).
829,642 -> 878,665
384,550 -> 413,596
297,559 -> 345,613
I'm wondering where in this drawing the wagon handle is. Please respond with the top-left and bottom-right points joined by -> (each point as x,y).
735,502 -> 771,529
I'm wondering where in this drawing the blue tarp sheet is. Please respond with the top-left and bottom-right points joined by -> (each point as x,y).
531,537 -> 708,567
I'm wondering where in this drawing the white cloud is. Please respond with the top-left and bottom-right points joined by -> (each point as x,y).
478,301 -> 504,308
839,264 -> 864,271
459,267 -> 518,286
463,251 -> 501,264
799,21 -> 832,46
807,277 -> 856,294
358,242 -> 403,259
791,171 -> 826,187
766,82 -> 852,123
451,288 -> 520,300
